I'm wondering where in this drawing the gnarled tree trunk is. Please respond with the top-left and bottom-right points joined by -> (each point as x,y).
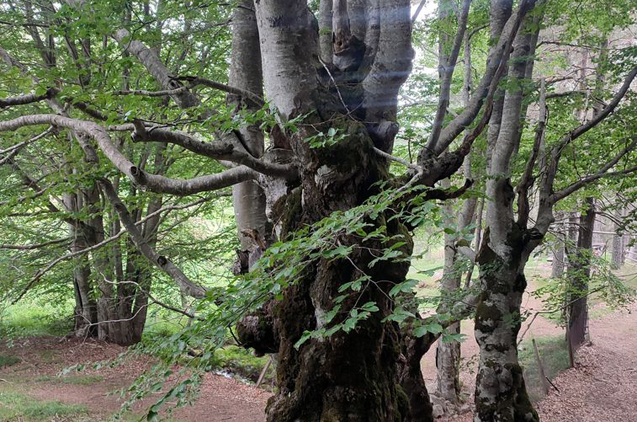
251,0 -> 418,420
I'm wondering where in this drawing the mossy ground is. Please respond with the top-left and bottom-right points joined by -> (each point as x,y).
213,345 -> 273,385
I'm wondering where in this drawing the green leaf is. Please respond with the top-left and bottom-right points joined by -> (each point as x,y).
294,331 -> 312,349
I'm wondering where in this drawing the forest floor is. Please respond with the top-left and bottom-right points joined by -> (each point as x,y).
0,262 -> 635,421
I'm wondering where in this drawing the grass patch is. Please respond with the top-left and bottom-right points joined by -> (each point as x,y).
0,354 -> 20,368
0,300 -> 73,339
0,390 -> 87,421
519,335 -> 570,403
213,345 -> 271,384
35,374 -> 104,386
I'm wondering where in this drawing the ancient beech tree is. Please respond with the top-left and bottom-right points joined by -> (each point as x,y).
0,0 -> 538,419
5,0 -> 635,420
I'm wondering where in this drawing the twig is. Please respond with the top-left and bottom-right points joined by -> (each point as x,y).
372,147 -> 421,170
318,57 -> 351,115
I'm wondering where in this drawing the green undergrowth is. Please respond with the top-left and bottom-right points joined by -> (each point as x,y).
0,300 -> 73,339
0,390 -> 88,421
212,345 -> 273,385
519,335 -> 570,403
0,354 -> 20,367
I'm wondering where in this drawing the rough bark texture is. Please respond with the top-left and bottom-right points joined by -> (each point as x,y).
251,1 -> 419,420
475,3 -> 541,419
474,228 -> 538,422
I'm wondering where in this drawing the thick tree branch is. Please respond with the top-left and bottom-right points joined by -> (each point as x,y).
0,237 -> 70,250
426,0 -> 472,151
556,65 -> 637,151
131,123 -> 296,178
551,139 -> 637,203
174,76 -> 265,108
112,29 -> 200,109
0,115 -> 260,195
0,88 -> 57,108
516,78 -> 547,227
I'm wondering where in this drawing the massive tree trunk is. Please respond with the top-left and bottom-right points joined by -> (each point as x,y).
568,197 -> 595,350
252,1 -> 417,420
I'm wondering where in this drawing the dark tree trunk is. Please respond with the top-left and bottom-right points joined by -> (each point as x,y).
568,197 -> 595,351
399,331 -> 435,422
264,122 -> 412,421
71,242 -> 98,337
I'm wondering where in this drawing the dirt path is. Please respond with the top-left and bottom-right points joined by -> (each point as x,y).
0,336 -> 269,421
437,300 -> 637,422
535,300 -> 637,422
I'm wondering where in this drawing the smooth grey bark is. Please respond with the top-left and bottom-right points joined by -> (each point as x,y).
436,179 -> 463,406
318,0 -> 333,63
435,14 -> 477,405
566,213 -> 579,271
113,29 -> 200,108
611,208 -> 624,269
228,1 -> 268,253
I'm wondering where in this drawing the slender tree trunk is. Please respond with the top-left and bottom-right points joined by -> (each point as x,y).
552,211 -> 565,278
64,191 -> 98,337
566,212 -> 579,271
611,207 -> 624,269
434,10 -> 477,407
436,200 -> 462,407
228,0 -> 268,264
568,197 -> 595,350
